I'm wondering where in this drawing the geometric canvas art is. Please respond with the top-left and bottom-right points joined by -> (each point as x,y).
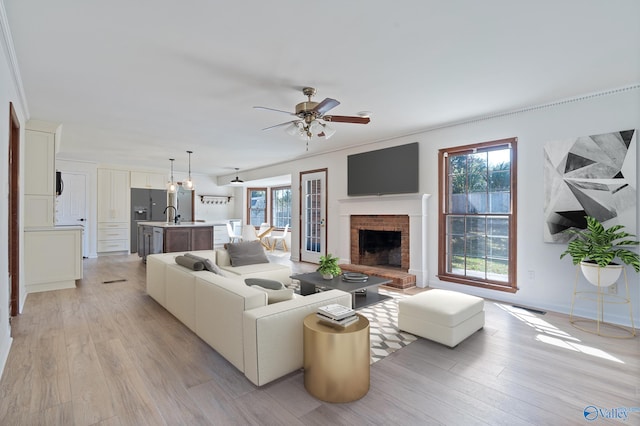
543,129 -> 637,243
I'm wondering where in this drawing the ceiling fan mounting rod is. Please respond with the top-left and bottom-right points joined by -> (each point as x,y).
302,87 -> 316,100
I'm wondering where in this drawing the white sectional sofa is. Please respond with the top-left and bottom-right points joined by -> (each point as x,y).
146,250 -> 352,386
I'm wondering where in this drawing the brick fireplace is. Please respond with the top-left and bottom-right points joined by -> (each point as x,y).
338,194 -> 431,288
350,215 -> 410,271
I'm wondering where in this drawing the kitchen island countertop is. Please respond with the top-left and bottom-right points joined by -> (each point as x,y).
136,221 -> 228,228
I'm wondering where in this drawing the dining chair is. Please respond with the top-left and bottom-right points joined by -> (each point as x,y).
227,222 -> 242,243
257,222 -> 274,249
270,224 -> 289,252
242,225 -> 259,242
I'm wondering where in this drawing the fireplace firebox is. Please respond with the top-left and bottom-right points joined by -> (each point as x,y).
359,230 -> 402,268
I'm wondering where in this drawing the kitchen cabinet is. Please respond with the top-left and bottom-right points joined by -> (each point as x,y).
165,226 -> 213,252
98,169 -> 130,223
130,171 -> 166,189
24,127 -> 58,228
97,222 -> 129,252
136,222 -> 214,261
24,227 -> 83,293
24,130 -> 55,195
213,224 -> 230,247
98,169 -> 130,253
137,225 -> 164,261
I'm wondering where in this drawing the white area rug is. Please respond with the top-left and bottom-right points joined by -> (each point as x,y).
287,280 -> 418,364
358,289 -> 418,364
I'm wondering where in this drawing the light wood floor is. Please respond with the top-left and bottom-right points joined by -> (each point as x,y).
1,253 -> 638,425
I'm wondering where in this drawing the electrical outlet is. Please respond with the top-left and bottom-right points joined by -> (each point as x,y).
608,282 -> 618,294
527,270 -> 535,280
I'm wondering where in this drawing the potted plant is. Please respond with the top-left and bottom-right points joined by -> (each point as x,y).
317,253 -> 342,280
560,215 -> 640,287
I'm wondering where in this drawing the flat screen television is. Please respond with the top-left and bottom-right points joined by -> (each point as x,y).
347,142 -> 419,196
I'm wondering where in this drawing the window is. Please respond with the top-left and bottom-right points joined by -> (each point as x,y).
271,186 -> 291,229
247,188 -> 267,226
438,138 -> 517,293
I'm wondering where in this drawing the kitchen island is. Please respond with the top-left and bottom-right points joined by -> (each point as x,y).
137,221 -> 224,262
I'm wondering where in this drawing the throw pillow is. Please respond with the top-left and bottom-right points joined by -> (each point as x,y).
203,259 -> 226,277
184,253 -> 225,276
175,255 -> 204,271
226,241 -> 269,267
244,278 -> 284,290
252,286 -> 294,304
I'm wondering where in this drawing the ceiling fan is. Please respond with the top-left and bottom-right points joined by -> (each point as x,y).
253,87 -> 370,144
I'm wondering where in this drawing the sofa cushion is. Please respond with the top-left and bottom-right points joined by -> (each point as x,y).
215,248 -> 231,267
175,255 -> 204,271
245,278 -> 284,290
226,241 -> 269,266
252,286 -> 294,304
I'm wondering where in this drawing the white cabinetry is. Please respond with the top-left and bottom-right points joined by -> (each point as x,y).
130,171 -> 166,189
97,169 -> 130,253
24,128 -> 56,227
213,224 -> 230,247
98,223 -> 129,252
98,169 -> 129,222
24,227 -> 83,292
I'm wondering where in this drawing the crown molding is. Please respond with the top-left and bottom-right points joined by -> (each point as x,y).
0,1 -> 29,119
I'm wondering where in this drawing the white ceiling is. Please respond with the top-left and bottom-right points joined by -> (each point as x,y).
4,1 -> 639,179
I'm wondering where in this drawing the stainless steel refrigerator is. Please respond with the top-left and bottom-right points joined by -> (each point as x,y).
131,188 -> 167,252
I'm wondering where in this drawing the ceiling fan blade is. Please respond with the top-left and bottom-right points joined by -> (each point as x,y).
322,115 -> 370,124
261,120 -> 297,131
253,106 -> 295,115
313,98 -> 340,115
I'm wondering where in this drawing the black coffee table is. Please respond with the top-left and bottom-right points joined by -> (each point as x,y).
292,271 -> 391,309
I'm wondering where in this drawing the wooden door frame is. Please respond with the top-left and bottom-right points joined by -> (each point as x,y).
8,102 -> 20,317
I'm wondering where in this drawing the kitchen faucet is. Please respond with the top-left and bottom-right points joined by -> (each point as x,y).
163,206 -> 179,224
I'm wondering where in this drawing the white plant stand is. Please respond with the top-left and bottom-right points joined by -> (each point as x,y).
569,266 -> 636,338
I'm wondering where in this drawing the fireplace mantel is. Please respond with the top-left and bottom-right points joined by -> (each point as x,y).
338,194 -> 431,287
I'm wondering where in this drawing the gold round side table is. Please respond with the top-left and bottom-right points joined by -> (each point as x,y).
303,313 -> 370,403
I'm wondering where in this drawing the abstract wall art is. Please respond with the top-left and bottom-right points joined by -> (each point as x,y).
543,129 -> 637,243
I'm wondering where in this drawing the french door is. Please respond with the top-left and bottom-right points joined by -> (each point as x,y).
300,169 -> 327,263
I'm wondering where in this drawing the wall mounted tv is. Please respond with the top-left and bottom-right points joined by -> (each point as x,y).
347,142 -> 419,196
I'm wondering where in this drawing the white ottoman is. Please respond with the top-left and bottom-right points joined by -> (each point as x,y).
398,289 -> 485,348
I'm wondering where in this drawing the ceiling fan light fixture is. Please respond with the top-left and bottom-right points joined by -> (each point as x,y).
285,122 -> 301,136
320,123 -> 336,139
255,87 -> 370,145
183,150 -> 195,190
308,120 -> 322,135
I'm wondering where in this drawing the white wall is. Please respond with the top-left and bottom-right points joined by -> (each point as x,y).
0,3 -> 29,376
189,173 -> 241,222
237,87 -> 640,327
420,87 -> 640,327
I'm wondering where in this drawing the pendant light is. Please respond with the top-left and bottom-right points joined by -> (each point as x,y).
230,168 -> 244,185
183,150 -> 195,190
166,158 -> 177,194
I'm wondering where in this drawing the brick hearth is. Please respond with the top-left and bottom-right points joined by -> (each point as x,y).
340,264 -> 416,290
